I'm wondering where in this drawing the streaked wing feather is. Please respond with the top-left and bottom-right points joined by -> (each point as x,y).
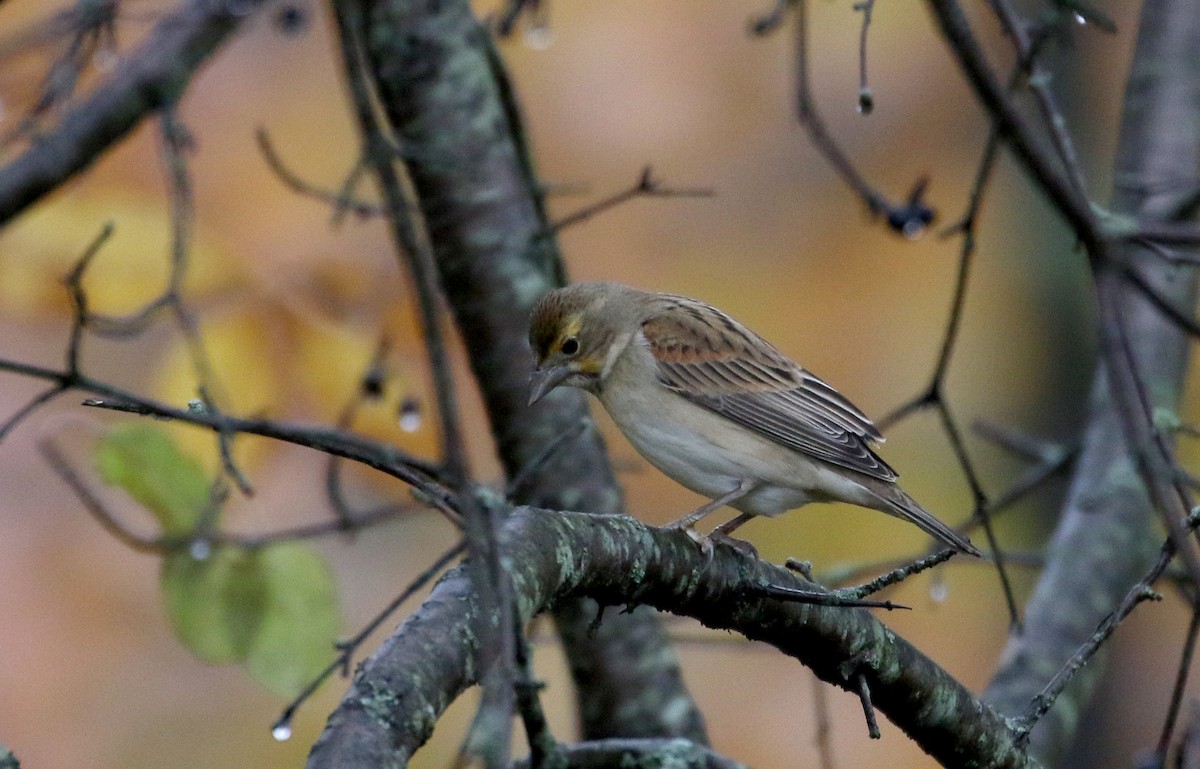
643,297 -> 896,481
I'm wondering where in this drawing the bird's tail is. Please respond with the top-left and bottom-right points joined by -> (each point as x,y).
878,486 -> 981,557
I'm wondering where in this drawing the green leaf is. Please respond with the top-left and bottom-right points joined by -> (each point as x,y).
160,542 -> 340,697
94,423 -> 211,535
161,545 -> 267,664
243,543 -> 340,698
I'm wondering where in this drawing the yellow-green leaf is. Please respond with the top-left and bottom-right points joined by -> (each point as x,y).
161,546 -> 266,664
94,423 -> 211,536
243,543 -> 340,698
159,542 -> 340,698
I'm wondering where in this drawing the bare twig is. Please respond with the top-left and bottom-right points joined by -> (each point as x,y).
333,0 -> 469,482
853,0 -> 875,115
1015,526 -> 1180,740
1155,601 -> 1200,765
832,549 -> 956,599
0,222 -> 115,441
256,127 -> 385,219
855,673 -> 881,739
753,581 -> 910,611
547,166 -> 713,233
157,110 -> 254,496
514,626 -> 560,769
0,0 -> 270,225
787,0 -> 934,236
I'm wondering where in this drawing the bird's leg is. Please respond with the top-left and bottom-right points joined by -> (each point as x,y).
664,479 -> 755,531
664,480 -> 756,558
710,512 -> 759,558
713,512 -> 754,537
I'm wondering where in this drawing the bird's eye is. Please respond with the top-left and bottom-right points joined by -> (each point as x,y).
560,337 -> 580,356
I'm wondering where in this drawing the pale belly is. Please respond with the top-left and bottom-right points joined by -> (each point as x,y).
597,384 -> 864,517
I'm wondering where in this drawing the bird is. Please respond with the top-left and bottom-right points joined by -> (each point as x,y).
526,281 -> 980,557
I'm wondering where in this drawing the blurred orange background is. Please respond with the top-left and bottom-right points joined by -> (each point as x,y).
0,1 -> 1189,768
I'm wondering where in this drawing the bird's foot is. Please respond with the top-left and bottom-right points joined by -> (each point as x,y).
676,527 -> 758,561
711,532 -> 759,559
682,527 -> 715,561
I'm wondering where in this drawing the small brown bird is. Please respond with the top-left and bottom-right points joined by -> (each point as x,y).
527,281 -> 980,557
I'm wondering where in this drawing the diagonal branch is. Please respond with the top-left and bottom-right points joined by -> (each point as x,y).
306,508 -> 1038,769
0,0 -> 269,225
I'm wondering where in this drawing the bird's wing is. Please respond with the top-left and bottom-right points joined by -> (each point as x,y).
641,295 -> 897,481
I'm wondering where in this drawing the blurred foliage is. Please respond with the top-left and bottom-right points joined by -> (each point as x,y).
98,423 -> 340,697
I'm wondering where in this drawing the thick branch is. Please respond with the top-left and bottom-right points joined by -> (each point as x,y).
984,1 -> 1200,762
357,0 -> 705,742
305,508 -> 1037,769
0,0 -> 266,225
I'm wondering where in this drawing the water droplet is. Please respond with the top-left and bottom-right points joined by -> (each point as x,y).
857,88 -> 874,115
929,575 -> 948,603
525,24 -> 554,50
1074,12 -> 1086,24
902,219 -> 927,240
398,398 -> 421,432
189,539 -> 211,561
272,722 -> 293,742
274,3 -> 309,36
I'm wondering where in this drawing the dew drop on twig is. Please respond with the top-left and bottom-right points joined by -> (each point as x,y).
929,574 -> 949,603
525,23 -> 554,49
189,539 -> 211,561
902,219 -> 927,240
398,398 -> 421,433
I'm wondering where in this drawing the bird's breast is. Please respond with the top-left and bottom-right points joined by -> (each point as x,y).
597,371 -> 803,510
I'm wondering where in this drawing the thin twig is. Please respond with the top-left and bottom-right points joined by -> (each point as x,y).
1155,601 -> 1200,764
986,1 -> 1091,206
0,0 -> 270,225
256,127 -> 385,219
856,673 -> 881,739
334,0 -> 469,483
1015,545 -> 1170,740
754,581 -> 910,610
159,111 -> 254,496
853,0 -> 875,114
789,0 -> 933,235
832,549 -> 956,599
924,0 -> 1099,249
514,624 -> 560,769
546,166 -> 713,233
325,334 -> 393,529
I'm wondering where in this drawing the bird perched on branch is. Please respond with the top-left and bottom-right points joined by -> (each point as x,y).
527,281 -> 979,557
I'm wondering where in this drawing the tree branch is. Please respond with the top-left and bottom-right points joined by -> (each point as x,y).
0,0 -> 268,225
982,1 -> 1200,763
305,508 -> 1037,769
356,0 -> 706,744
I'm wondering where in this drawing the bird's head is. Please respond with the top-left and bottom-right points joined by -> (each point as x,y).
527,282 -> 636,404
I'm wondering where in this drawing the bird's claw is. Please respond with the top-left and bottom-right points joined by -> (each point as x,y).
711,532 -> 759,559
684,527 -> 715,562
678,528 -> 757,562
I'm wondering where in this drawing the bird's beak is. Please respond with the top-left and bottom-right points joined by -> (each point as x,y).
528,364 -> 572,405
